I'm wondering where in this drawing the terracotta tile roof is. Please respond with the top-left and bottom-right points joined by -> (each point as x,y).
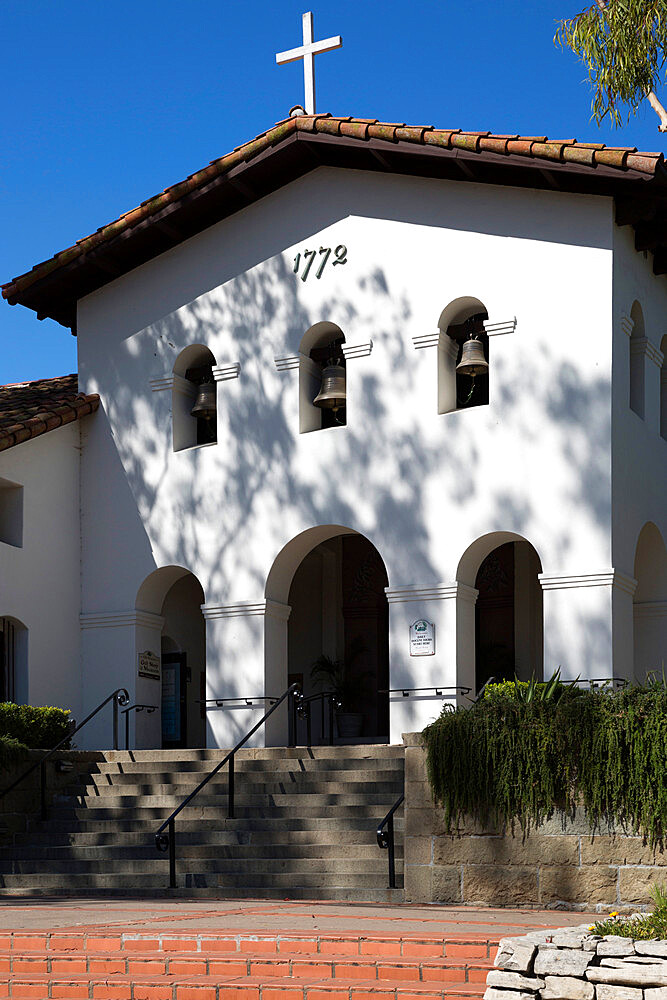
0,374 -> 100,453
3,114 -> 667,329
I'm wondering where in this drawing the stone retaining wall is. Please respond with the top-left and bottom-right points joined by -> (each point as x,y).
487,924 -> 667,999
403,736 -> 666,909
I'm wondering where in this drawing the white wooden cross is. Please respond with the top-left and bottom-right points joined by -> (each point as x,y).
275,11 -> 342,116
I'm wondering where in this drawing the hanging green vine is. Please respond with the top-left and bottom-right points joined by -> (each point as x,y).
422,680 -> 667,846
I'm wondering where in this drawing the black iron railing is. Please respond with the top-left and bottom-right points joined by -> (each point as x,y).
155,683 -> 301,888
121,703 -> 157,750
377,793 -> 404,889
379,685 -> 471,698
198,696 -> 278,709
292,691 -> 340,747
0,687 -> 129,820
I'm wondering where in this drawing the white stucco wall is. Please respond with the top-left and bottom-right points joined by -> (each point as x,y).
612,225 -> 667,681
75,165 -> 620,745
0,422 -> 82,723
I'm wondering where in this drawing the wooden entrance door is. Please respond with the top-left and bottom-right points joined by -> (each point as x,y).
161,652 -> 187,748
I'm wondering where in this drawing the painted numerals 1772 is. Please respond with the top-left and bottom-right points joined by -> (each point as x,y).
293,244 -> 347,282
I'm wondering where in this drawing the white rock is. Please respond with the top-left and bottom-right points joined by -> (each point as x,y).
534,948 -> 592,977
587,965 -> 667,987
495,941 -> 537,973
646,989 -> 667,999
486,969 -> 544,990
597,937 -> 635,957
637,941 -> 667,958
484,990 -> 538,1000
595,985 -> 643,999
551,931 -> 587,948
540,975 -> 594,999
601,956 -> 667,968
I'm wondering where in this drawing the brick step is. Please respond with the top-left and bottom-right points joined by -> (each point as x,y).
1,949 -> 492,981
0,931 -> 497,958
0,972 -> 486,998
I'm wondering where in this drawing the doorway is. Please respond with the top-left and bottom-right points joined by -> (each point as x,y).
475,540 -> 543,690
287,532 -> 389,743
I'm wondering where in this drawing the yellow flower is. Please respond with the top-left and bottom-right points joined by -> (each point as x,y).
588,925 -> 595,931
609,911 -> 618,918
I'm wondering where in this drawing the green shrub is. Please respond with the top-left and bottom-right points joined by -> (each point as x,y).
592,884 -> 667,939
422,679 -> 667,846
0,735 -> 29,769
0,703 -> 71,750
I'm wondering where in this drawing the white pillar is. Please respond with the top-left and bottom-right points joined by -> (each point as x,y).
79,610 -> 164,750
202,599 -> 291,748
539,571 -> 637,684
385,583 -> 476,742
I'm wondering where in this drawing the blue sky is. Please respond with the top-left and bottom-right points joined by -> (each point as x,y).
2,0 -> 666,384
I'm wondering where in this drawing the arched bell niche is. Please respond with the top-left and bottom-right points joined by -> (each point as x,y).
265,525 -> 389,744
298,322 -> 346,433
172,344 -> 217,451
438,297 -> 489,415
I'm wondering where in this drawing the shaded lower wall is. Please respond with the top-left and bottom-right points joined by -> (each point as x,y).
403,735 -> 666,909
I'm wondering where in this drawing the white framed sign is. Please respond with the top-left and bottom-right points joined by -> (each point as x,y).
138,650 -> 160,680
409,619 -> 435,656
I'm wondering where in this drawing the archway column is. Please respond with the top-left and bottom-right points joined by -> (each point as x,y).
202,599 -> 291,748
538,570 -> 637,683
79,609 -> 164,749
385,582 -> 477,742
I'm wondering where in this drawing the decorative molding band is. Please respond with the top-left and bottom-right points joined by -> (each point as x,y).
80,610 -> 165,630
149,375 -> 174,393
274,355 -> 300,372
621,315 -> 635,338
631,336 -> 664,368
412,333 -> 439,351
201,600 -> 291,621
172,373 -> 197,398
212,362 -> 241,382
634,600 -> 667,620
385,582 -> 478,604
342,341 -> 373,360
539,570 -> 638,595
484,317 -> 517,337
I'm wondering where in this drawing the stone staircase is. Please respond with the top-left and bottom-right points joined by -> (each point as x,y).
0,745 -> 405,900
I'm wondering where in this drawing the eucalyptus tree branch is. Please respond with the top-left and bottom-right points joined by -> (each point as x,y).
555,0 -> 667,131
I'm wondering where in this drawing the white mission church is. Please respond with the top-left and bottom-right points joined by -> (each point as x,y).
1,105 -> 667,751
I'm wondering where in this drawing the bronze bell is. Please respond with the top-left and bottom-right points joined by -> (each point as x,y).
456,335 -> 488,377
191,378 -> 216,421
313,362 -> 346,413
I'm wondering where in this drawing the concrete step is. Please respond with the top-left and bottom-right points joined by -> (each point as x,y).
94,745 -> 405,764
69,772 -> 405,793
28,814 -> 404,833
0,870 -> 402,890
45,804 -> 403,822
0,884 -> 408,901
1,856 -> 396,875
55,791 -> 403,810
4,840 -> 401,860
17,826 -> 400,847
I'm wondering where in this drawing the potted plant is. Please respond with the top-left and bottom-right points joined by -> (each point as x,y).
310,638 -> 369,739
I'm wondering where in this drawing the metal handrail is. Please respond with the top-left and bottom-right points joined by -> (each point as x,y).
294,691 -> 341,746
379,686 -> 471,698
198,696 -> 278,709
154,683 -> 300,888
0,687 -> 129,820
377,792 -> 405,889
120,703 -> 157,750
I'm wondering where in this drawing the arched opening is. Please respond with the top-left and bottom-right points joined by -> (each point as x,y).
438,296 -> 489,415
299,322 -> 346,433
172,344 -> 217,451
633,523 -> 667,682
458,534 -> 543,692
136,566 -> 206,748
629,301 -> 645,419
266,526 -> 389,743
660,335 -> 667,441
0,617 -> 28,704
